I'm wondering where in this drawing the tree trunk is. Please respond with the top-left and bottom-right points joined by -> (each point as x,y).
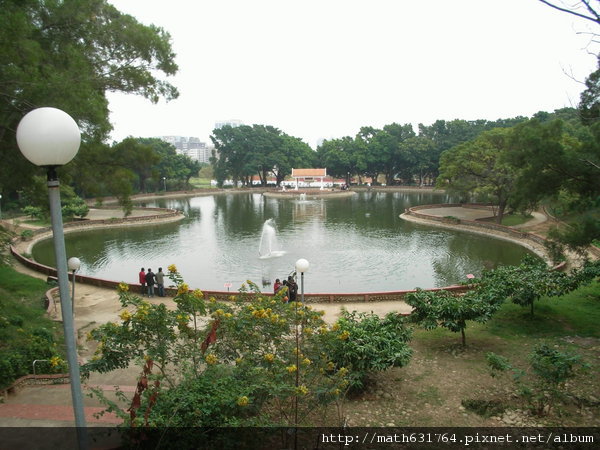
495,200 -> 507,224
530,301 -> 535,317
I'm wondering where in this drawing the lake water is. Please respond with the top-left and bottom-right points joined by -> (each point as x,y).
32,191 -> 533,293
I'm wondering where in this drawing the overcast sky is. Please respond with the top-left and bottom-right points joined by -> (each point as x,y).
106,0 -> 598,148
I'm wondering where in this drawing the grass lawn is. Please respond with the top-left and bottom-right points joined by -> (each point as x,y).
342,280 -> 600,427
0,265 -> 65,388
189,177 -> 214,189
500,213 -> 533,227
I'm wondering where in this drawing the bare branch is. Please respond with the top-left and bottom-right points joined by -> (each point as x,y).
538,0 -> 600,25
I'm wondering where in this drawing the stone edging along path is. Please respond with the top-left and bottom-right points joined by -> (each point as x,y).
401,203 -> 560,266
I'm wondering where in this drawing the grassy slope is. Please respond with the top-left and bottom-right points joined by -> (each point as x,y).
0,265 -> 63,387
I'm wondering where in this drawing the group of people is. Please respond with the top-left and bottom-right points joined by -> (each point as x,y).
273,276 -> 298,302
138,267 -> 166,297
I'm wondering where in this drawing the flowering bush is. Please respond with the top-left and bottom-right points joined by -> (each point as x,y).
323,310 -> 413,392
83,271 -> 349,426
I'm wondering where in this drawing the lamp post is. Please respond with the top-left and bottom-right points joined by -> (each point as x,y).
68,257 -> 81,317
295,258 -> 309,304
17,108 -> 88,446
292,258 -> 309,433
162,176 -> 167,191
0,194 -> 2,220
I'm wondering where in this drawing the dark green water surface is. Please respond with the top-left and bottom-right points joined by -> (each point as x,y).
32,191 -> 533,293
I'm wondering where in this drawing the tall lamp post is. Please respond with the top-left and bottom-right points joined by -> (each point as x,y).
162,176 -> 167,191
293,258 -> 309,434
68,257 -> 81,317
17,108 -> 88,446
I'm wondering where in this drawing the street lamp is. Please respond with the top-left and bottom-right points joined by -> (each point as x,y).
68,257 -> 81,317
292,258 -> 309,437
162,176 -> 167,191
17,108 -> 88,446
295,258 -> 309,304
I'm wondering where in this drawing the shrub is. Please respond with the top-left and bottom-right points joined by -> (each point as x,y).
21,205 -> 44,220
487,343 -> 589,415
323,310 -> 412,392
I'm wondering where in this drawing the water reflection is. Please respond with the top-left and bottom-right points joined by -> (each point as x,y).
32,192 -> 533,293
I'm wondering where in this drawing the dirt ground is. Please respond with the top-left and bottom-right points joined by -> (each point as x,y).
332,333 -> 600,428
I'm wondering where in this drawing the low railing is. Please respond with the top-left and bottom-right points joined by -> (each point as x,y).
406,204 -> 550,250
11,246 -> 470,303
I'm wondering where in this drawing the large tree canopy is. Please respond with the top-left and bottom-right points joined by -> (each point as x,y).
210,125 -> 314,187
0,0 -> 178,197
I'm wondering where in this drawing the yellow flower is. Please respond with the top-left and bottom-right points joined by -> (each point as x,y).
235,357 -> 243,365
301,358 -> 311,366
331,323 -> 340,331
286,365 -> 297,373
327,361 -> 335,371
264,353 -> 275,363
205,353 -> 218,365
333,388 -> 341,396
229,295 -> 237,301
193,289 -> 204,299
49,356 -> 63,368
339,330 -> 350,340
224,312 -> 233,319
176,313 -> 189,322
177,283 -> 189,295
167,264 -> 177,273
237,396 -> 249,407
296,385 -> 309,395
119,310 -> 132,321
209,296 -> 216,303
304,327 -> 313,336
337,367 -> 348,376
117,282 -> 129,293
214,309 -> 225,317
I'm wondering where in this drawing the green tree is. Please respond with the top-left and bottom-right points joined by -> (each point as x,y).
405,288 -> 502,347
211,125 -> 313,187
478,256 -> 599,317
113,138 -> 160,193
316,137 -> 361,184
437,128 -> 518,223
0,0 -> 178,198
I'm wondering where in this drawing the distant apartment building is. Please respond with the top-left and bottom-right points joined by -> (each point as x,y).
214,119 -> 243,130
158,136 -> 211,164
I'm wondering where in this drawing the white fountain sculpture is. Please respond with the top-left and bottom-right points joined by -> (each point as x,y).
258,219 -> 285,259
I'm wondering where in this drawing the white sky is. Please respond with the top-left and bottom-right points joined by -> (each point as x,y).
106,0 -> 599,148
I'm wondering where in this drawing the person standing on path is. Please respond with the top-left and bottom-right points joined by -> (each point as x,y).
138,268 -> 146,295
156,267 -> 165,297
145,268 -> 156,297
287,275 -> 298,302
273,278 -> 281,294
